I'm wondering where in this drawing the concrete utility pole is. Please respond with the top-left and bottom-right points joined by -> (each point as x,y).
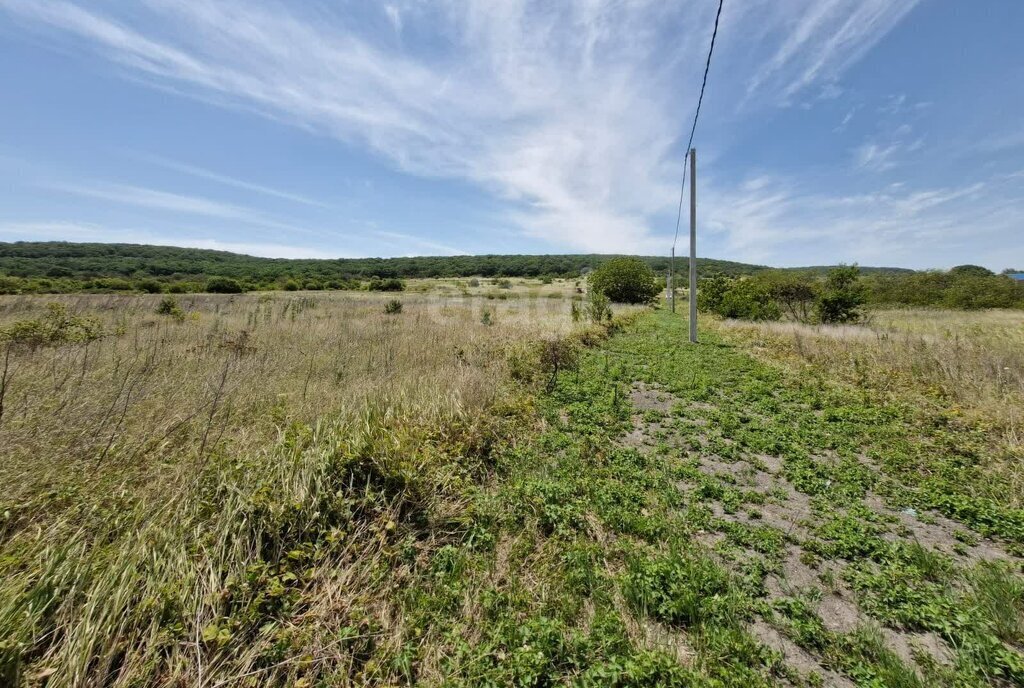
669,246 -> 675,312
689,148 -> 697,343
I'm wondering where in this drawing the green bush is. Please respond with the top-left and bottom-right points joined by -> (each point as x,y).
696,275 -> 731,313
816,265 -> 865,323
0,303 -> 105,348
761,272 -> 819,323
588,258 -> 660,304
586,290 -> 612,323
714,279 -> 780,321
205,277 -> 243,294
136,279 -> 164,294
368,278 -> 405,292
156,296 -> 185,319
384,300 -> 403,315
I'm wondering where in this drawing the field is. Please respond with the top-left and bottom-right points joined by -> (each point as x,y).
1,284 -> 1022,686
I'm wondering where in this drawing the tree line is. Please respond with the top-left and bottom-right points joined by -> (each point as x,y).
698,264 -> 1024,323
0,241 -> 767,289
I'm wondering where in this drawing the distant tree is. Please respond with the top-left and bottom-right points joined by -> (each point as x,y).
205,277 -> 243,294
588,257 -> 659,304
950,265 -> 994,277
368,277 -> 405,292
136,279 -> 164,294
696,275 -> 732,313
714,279 -> 781,321
816,265 -> 865,324
761,272 -> 819,323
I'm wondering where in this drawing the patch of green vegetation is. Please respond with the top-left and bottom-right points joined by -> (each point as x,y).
398,307 -> 1024,685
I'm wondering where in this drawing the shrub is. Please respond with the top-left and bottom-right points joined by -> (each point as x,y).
817,265 -> 865,324
696,275 -> 731,313
1,303 -> 105,348
481,310 -> 493,326
156,296 -> 185,319
384,300 -> 403,315
206,277 -> 243,294
586,290 -> 612,323
570,301 -> 582,323
283,280 -> 300,291
368,278 -> 405,292
588,258 -> 660,304
136,279 -> 164,294
468,278 -> 480,288
715,280 -> 780,321
537,337 -> 581,390
763,272 -> 819,323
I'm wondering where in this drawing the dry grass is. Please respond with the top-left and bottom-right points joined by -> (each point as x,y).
715,307 -> 1024,480
0,289 -> 640,686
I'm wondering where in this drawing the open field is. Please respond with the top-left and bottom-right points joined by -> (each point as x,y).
1,289 -> 1022,686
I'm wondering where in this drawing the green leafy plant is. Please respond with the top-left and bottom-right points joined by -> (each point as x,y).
206,277 -> 244,294
588,257 -> 660,304
156,296 -> 185,319
817,265 -> 865,323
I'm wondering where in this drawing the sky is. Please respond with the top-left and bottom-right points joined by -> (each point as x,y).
0,1 -> 1022,269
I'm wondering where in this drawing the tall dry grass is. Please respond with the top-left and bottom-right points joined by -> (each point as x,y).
0,290 -> 631,686
715,307 -> 1024,480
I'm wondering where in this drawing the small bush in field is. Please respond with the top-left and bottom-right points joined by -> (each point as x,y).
206,277 -> 243,294
369,278 -> 405,292
1,303 -> 105,348
817,265 -> 865,324
137,279 -> 164,294
588,257 -> 660,304
586,290 -> 612,323
481,310 -> 493,326
697,275 -> 731,313
384,300 -> 403,315
537,337 -> 581,390
716,280 -> 781,321
570,300 -> 582,323
156,296 -> 185,320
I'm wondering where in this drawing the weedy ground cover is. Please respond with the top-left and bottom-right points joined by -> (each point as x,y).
1,294 -> 1021,686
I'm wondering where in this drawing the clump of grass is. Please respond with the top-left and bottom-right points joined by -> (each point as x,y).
384,299 -> 403,314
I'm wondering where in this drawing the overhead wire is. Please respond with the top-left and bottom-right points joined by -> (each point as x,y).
671,0 -> 725,253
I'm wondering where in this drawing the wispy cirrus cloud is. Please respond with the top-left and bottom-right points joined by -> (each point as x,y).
47,181 -> 346,240
137,155 -> 329,208
743,0 -> 920,103
704,172 -> 1016,268
0,0 -> 923,254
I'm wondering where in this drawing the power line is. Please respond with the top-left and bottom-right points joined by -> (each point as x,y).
671,0 -> 724,253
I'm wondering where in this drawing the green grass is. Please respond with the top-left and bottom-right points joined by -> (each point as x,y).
4,304 -> 1022,685
391,308 -> 1024,686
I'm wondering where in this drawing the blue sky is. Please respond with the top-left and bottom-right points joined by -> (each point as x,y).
1,1 -> 1022,269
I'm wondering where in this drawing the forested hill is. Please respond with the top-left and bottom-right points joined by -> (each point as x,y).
0,242 -> 912,282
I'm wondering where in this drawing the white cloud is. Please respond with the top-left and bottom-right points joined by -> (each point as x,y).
855,142 -> 901,171
384,5 -> 402,34
703,172 -> 1019,269
47,181 -> 343,239
137,155 -> 329,207
0,0 -> 924,254
744,1 -> 920,103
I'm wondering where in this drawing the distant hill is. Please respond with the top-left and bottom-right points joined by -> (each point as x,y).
0,241 -> 913,283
